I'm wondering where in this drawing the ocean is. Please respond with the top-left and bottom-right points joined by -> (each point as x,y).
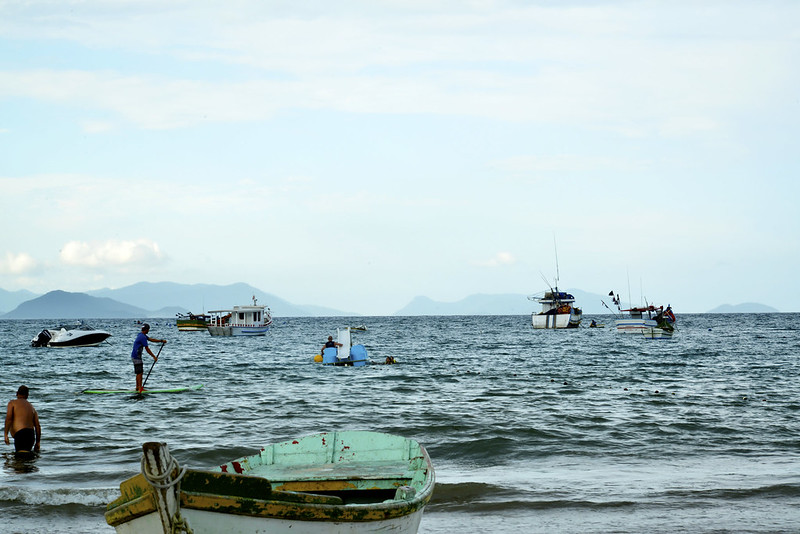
1,314 -> 799,533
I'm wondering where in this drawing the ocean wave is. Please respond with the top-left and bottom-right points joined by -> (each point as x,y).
427,482 -> 637,512
662,483 -> 800,500
0,486 -> 117,507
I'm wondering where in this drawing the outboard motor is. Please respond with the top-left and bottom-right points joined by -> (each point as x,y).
31,329 -> 52,347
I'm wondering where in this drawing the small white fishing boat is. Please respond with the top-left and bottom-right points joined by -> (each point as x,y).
30,321 -> 111,347
105,431 -> 435,534
614,304 -> 676,337
529,242 -> 582,329
529,289 -> 582,329
206,296 -> 272,336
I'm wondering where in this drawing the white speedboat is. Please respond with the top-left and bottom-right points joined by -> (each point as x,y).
31,321 -> 111,347
207,296 -> 272,336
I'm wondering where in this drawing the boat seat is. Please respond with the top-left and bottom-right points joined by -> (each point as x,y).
181,470 -> 344,505
247,460 -> 414,492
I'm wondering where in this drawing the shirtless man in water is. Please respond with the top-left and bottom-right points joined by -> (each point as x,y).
4,385 -> 41,453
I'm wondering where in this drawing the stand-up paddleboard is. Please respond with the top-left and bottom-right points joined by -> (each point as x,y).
81,384 -> 204,394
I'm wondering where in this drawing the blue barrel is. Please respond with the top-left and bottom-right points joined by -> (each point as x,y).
322,347 -> 338,364
350,344 -> 368,367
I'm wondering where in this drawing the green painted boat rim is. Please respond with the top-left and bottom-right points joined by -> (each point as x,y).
81,384 -> 204,394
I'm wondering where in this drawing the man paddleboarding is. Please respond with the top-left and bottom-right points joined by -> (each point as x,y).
131,324 -> 166,392
4,385 -> 41,454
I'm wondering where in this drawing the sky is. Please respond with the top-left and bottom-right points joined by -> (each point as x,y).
1,1 -> 798,315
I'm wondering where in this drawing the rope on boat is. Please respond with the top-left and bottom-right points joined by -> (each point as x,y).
141,453 -> 194,534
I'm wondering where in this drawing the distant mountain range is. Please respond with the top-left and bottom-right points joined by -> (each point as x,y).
0,283 -> 784,319
706,303 -> 779,313
0,282 -> 356,319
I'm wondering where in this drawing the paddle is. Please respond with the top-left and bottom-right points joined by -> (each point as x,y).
141,342 -> 165,390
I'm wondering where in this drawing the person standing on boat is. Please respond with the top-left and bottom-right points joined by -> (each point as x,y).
131,324 -> 166,392
4,385 -> 41,454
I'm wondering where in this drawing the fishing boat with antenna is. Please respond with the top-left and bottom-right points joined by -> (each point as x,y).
529,288 -> 583,329
528,243 -> 582,329
206,296 -> 272,337
608,291 -> 676,337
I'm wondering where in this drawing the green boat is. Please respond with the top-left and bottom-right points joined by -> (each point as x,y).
175,313 -> 210,332
106,430 -> 435,533
82,385 -> 204,394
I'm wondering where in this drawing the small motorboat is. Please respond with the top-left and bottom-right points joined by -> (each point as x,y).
175,312 -> 210,331
105,430 -> 435,533
31,321 -> 111,347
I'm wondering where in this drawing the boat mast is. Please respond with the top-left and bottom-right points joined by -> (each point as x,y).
552,236 -> 560,291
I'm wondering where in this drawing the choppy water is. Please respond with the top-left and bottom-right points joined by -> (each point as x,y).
2,314 -> 800,533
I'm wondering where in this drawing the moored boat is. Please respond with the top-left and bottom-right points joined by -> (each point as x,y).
529,290 -> 582,329
529,243 -> 582,329
175,312 -> 210,332
105,430 -> 435,534
614,304 -> 676,337
30,321 -> 111,347
206,296 -> 272,336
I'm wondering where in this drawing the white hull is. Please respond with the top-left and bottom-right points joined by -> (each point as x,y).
31,325 -> 111,347
531,310 -> 582,329
642,327 -> 673,339
113,507 -> 424,534
614,318 -> 657,333
207,325 -> 269,336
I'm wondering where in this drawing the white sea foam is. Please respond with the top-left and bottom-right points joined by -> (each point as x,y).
0,486 -> 117,507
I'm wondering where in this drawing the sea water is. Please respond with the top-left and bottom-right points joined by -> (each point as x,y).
1,314 -> 799,533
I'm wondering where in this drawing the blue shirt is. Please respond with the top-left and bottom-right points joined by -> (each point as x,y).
131,332 -> 149,361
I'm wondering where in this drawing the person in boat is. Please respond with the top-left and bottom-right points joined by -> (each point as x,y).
590,319 -> 597,327
321,335 -> 343,356
131,324 -> 167,392
4,385 -> 41,454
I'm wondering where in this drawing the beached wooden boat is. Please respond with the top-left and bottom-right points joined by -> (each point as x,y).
105,430 -> 435,534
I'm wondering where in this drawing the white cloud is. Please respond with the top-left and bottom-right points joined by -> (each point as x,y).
0,252 -> 38,275
59,239 -> 165,269
0,4 -> 793,133
80,119 -> 115,133
493,154 -> 651,174
474,252 -> 516,268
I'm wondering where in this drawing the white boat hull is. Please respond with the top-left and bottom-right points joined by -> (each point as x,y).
207,325 -> 269,336
532,310 -> 582,329
31,326 -> 111,347
113,507 -> 424,534
614,318 -> 657,333
642,327 -> 673,339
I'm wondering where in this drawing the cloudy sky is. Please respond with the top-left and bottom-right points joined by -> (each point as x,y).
1,1 -> 798,315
